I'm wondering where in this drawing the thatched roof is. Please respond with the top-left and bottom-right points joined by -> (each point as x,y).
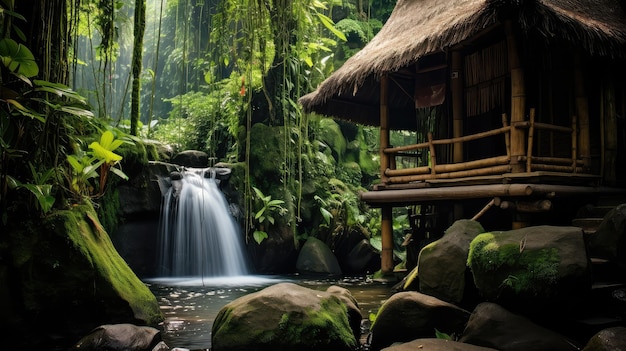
299,0 -> 626,129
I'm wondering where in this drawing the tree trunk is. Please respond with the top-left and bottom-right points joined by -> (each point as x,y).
130,0 -> 146,136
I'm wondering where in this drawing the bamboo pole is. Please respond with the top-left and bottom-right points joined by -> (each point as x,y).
385,155 -> 509,177
574,52 -> 591,171
380,74 -> 391,184
531,156 -> 583,165
385,166 -> 431,177
526,108 -> 535,172
506,20 -> 526,173
360,184 -> 534,204
379,74 -> 394,275
384,125 -> 511,154
571,115 -> 578,172
360,184 -> 626,206
603,76 -> 617,186
452,50 -> 464,163
389,164 -> 511,183
381,206 -> 394,275
472,198 -> 495,220
428,132 -> 436,174
503,113 -> 511,157
530,164 -> 582,173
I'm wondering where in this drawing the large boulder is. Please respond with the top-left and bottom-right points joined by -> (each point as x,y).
418,219 -> 485,304
582,326 -> 626,351
296,236 -> 342,276
70,324 -> 165,351
382,338 -> 498,351
369,291 -> 471,351
467,225 -> 592,313
459,302 -> 579,351
171,149 -> 209,168
5,204 -> 163,349
211,282 -> 360,351
587,204 -> 626,269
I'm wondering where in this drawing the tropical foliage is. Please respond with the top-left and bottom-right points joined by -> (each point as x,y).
1,0 -> 402,258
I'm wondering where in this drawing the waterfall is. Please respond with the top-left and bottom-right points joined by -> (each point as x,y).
157,168 -> 249,277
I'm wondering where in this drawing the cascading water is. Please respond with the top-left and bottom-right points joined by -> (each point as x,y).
157,168 -> 249,278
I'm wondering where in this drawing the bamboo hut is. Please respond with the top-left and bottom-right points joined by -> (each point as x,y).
300,0 -> 626,273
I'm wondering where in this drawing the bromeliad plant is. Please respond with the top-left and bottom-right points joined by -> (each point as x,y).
67,130 -> 129,199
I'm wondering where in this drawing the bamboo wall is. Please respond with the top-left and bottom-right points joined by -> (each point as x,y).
464,40 -> 508,117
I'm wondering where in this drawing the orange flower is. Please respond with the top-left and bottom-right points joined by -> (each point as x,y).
239,76 -> 246,96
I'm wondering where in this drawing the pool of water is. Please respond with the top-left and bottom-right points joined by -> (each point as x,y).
146,275 -> 393,350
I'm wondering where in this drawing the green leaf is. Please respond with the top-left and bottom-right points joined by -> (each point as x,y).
320,207 -> 333,224
60,106 -> 95,118
0,38 -> 39,77
435,329 -> 452,340
33,80 -> 88,103
253,230 -> 268,244
67,155 -> 84,172
316,13 -> 347,41
254,206 -> 266,219
267,199 -> 285,207
89,141 -> 122,163
110,166 -> 129,180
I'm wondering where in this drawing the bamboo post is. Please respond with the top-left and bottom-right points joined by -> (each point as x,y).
380,73 -> 394,275
380,74 -> 391,184
451,51 -> 464,163
526,108 -> 535,172
506,20 -> 527,173
603,76 -> 617,185
381,206 -> 394,275
428,132 -> 436,174
574,52 -> 591,171
571,115 -> 578,172
502,113 -> 511,157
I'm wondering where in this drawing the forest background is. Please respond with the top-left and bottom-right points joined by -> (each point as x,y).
0,0 -> 418,273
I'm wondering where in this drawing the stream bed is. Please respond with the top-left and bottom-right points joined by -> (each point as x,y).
146,275 -> 393,350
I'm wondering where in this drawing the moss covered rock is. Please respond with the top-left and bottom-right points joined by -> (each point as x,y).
467,226 -> 591,313
211,282 -> 359,351
418,219 -> 485,304
9,203 -> 162,340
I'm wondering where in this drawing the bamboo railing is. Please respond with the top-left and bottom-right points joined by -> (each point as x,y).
382,108 -> 586,185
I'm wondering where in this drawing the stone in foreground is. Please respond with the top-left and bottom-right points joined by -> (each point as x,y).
211,282 -> 359,351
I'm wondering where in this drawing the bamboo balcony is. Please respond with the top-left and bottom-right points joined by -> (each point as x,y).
380,108 -> 594,188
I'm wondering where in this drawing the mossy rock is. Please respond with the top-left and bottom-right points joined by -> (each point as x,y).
212,282 -> 358,351
11,204 -> 162,331
467,225 -> 591,312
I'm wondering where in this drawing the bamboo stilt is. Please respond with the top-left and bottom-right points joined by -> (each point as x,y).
571,115 -> 578,172
381,206 -> 394,275
574,52 -> 591,171
452,51 -> 464,163
506,20 -> 526,173
526,108 -> 535,172
380,75 -> 391,184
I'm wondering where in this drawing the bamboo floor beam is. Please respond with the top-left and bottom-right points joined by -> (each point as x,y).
359,183 -> 624,206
